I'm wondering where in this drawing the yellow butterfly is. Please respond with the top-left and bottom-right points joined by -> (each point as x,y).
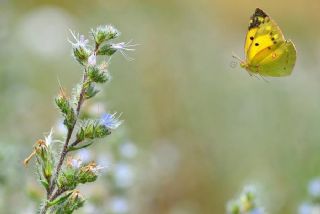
235,8 -> 296,77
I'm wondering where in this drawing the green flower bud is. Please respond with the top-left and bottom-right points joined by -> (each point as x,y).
24,130 -> 55,191
76,120 -> 111,142
54,190 -> 85,214
35,140 -> 54,178
92,25 -> 120,45
227,201 -> 240,214
226,186 -> 264,214
72,46 -> 90,65
96,43 -> 117,56
69,32 -> 91,65
34,140 -> 49,162
68,190 -> 85,211
57,157 -> 82,190
78,162 -> 99,183
55,91 -> 76,129
87,65 -> 110,84
84,83 -> 100,99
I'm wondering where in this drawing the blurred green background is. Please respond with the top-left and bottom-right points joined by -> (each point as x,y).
1,0 -> 320,213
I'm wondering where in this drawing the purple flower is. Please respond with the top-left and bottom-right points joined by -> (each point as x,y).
111,41 -> 137,61
68,30 -> 89,47
100,113 -> 122,129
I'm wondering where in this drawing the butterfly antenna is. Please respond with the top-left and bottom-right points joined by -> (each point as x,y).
232,52 -> 243,62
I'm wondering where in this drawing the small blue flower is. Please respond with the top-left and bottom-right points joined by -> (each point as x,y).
114,162 -> 134,188
120,141 -> 137,159
110,196 -> 129,213
298,203 -> 312,214
308,178 -> 320,198
249,208 -> 264,214
76,149 -> 92,163
100,113 -> 122,130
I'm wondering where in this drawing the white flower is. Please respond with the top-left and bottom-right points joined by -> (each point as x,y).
70,158 -> 82,169
114,163 -> 134,188
44,128 -> 54,146
88,53 -> 96,66
54,119 -> 68,136
110,197 -> 129,213
120,141 -> 137,159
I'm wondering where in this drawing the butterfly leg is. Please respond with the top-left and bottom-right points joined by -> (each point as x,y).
258,73 -> 269,82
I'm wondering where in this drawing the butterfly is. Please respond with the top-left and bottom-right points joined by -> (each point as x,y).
235,8 -> 296,77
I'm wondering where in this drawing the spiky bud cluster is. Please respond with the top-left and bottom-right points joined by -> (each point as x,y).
55,91 -> 76,129
52,190 -> 85,214
24,25 -> 134,214
57,157 -> 100,191
227,186 -> 265,214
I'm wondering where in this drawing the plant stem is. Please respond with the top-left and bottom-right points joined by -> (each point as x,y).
40,70 -> 88,214
40,41 -> 101,214
49,188 -> 67,201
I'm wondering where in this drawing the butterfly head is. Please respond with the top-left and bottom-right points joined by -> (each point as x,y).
239,61 -> 248,69
232,53 -> 247,68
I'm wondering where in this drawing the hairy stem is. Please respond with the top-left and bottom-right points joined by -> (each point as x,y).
40,40 -> 101,214
40,70 -> 88,214
49,188 -> 67,201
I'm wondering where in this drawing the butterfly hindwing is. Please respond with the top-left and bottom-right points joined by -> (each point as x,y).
257,41 -> 296,77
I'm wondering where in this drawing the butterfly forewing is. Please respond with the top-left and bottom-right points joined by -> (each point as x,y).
245,8 -> 285,61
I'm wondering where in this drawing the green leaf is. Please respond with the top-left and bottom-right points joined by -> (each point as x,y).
84,84 -> 99,99
40,179 -> 49,190
68,142 -> 94,152
47,191 -> 72,207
